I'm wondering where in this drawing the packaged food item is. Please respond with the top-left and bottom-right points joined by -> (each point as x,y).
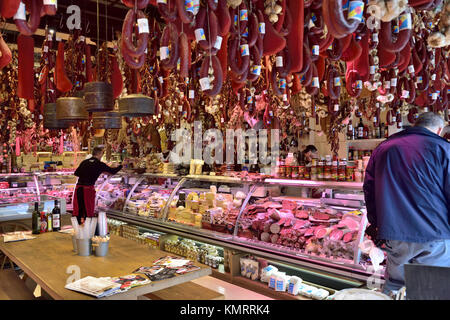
287,276 -> 303,295
260,265 -> 278,283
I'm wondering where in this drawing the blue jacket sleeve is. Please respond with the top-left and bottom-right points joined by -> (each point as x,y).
363,151 -> 377,226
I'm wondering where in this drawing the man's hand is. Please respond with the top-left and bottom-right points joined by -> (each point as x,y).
365,224 -> 386,247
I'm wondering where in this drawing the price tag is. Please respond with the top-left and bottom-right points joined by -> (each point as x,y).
401,90 -> 409,98
369,65 -> 376,74
424,107 -> 428,112
14,2 -> 26,20
276,56 -> 283,67
44,0 -> 57,4
431,74 -> 436,81
242,27 -> 249,38
47,34 -> 53,41
199,77 -> 211,91
160,46 -> 169,60
79,36 -> 85,42
348,1 -> 365,22
309,19 -> 315,29
194,28 -> 206,42
185,0 -> 194,13
189,90 -> 195,99
408,65 -> 415,74
384,81 -> 391,89
416,76 -> 423,84
312,77 -> 319,88
334,104 -> 339,111
391,78 -> 397,87
399,13 -> 412,31
283,94 -> 288,102
192,0 -> 200,14
373,116 -> 377,122
278,78 -> 286,89
312,45 -> 319,56
240,9 -> 248,21
392,116 -> 396,122
240,44 -> 249,56
213,36 -> 223,50
432,92 -> 438,100
251,65 -> 261,76
138,18 -> 150,34
43,46 -> 49,53
334,77 -> 341,86
372,33 -> 379,42
259,22 -> 266,34
356,80 -> 363,89
158,76 -> 164,84
157,0 -> 167,3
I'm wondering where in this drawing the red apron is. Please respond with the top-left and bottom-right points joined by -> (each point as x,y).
72,185 -> 96,221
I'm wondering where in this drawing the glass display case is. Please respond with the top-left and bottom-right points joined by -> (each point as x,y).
0,194 -> 67,222
0,172 -> 75,211
101,173 -> 373,282
36,172 -> 77,211
95,172 -> 181,221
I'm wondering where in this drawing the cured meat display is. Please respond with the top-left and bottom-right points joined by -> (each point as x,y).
237,198 -> 363,261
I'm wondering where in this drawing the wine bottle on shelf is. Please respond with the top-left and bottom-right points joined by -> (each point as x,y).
357,118 -> 364,139
347,121 -> 354,140
32,202 -> 40,235
47,211 -> 53,232
52,200 -> 61,232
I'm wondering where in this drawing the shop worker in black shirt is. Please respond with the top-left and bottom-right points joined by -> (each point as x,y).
73,146 -> 123,224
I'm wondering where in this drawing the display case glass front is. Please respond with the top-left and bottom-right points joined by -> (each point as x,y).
162,175 -> 253,239
36,172 -> 77,210
0,174 -> 39,205
234,179 -> 368,268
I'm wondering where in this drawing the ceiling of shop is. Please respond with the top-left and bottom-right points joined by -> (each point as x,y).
1,1 -> 162,48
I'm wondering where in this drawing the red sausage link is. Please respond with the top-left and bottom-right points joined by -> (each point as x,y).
14,0 -> 42,36
122,9 -> 149,58
1,0 -> 21,18
379,20 -> 411,53
179,32 -> 190,78
199,55 -> 223,96
160,22 -> 179,71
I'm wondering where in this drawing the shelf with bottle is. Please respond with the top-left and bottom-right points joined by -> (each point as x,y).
346,117 -> 388,142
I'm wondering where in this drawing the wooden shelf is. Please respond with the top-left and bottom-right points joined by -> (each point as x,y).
346,139 -> 386,150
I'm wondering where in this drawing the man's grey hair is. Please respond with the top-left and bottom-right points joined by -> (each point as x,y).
414,112 -> 445,129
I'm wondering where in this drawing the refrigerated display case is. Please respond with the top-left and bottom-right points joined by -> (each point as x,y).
0,172 -> 74,219
102,173 -> 377,286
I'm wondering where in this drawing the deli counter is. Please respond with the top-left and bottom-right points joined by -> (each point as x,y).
97,172 -> 377,288
0,171 -> 75,221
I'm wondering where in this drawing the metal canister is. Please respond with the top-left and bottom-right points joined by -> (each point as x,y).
56,97 -> 88,121
92,111 -> 122,129
83,82 -> 114,112
43,103 -> 70,129
118,94 -> 155,117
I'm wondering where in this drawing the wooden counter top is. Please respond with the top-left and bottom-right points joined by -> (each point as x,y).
0,232 -> 211,300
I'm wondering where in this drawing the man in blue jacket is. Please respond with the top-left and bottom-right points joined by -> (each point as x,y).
363,112 -> 450,295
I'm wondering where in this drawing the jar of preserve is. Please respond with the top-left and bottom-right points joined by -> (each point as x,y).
338,159 -> 347,181
346,165 -> 355,181
298,166 -> 305,179
304,164 -> 311,180
285,165 -> 292,178
291,166 -> 299,179
331,159 -> 338,181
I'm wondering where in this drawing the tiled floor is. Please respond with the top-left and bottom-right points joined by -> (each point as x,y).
192,276 -> 273,300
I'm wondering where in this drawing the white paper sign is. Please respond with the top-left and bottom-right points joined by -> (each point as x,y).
14,2 -> 26,20
199,77 -> 211,91
160,46 -> 169,60
138,18 -> 149,34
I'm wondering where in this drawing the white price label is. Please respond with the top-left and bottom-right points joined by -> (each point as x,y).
408,65 -> 415,74
189,90 -> 195,99
432,92 -> 438,100
276,56 -> 283,67
47,34 -> 53,41
160,46 -> 169,60
79,36 -> 85,42
14,2 -> 26,20
158,76 -> 164,84
334,104 -> 339,111
251,65 -> 261,76
392,116 -> 396,122
283,94 -> 288,102
390,78 -> 397,87
312,77 -> 319,88
372,33 -> 379,42
312,45 -> 319,56
43,46 -> 49,53
384,81 -> 391,89
199,77 -> 210,91
369,65 -> 376,74
214,36 -> 223,50
138,18 -> 149,34
401,90 -> 409,98
424,107 -> 428,112
157,0 -> 167,3
44,0 -> 57,4
194,28 -> 206,42
431,74 -> 436,81
259,22 -> 266,34
240,44 -> 249,56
